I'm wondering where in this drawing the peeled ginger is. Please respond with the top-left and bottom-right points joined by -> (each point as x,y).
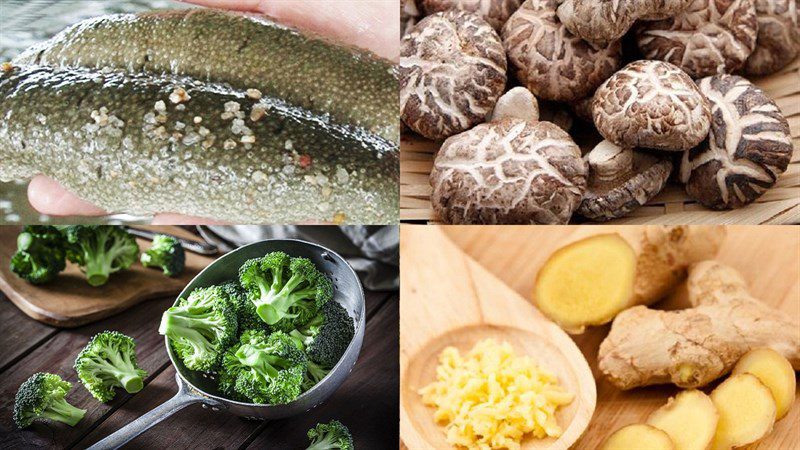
709,373 -> 776,450
646,390 -> 718,450
600,424 -> 675,450
732,347 -> 796,420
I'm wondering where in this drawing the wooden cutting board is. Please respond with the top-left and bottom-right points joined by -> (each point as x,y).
437,225 -> 800,449
400,226 -> 596,450
0,226 -> 215,327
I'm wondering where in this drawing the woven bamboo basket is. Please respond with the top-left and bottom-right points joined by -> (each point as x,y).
400,59 -> 800,224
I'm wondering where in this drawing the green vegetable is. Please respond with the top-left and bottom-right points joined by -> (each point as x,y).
13,373 -> 85,428
74,331 -> 147,402
306,420 -> 354,450
290,300 -> 355,369
61,225 -> 139,287
141,234 -> 185,277
219,330 -> 307,404
159,285 -> 238,371
239,252 -> 333,331
224,281 -> 268,336
10,226 -> 67,285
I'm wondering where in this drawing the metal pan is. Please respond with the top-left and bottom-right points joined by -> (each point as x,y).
88,239 -> 366,449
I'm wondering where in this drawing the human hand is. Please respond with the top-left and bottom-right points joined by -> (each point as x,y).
28,0 -> 398,223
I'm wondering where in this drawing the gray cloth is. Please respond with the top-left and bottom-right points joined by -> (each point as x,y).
197,226 -> 399,291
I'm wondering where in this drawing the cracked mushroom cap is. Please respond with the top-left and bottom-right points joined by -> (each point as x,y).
430,118 -> 588,224
400,10 -> 507,140
578,140 -> 673,221
745,0 -> 800,75
557,0 -> 693,49
681,74 -> 792,210
636,0 -> 758,78
421,0 -> 524,30
401,0 -> 421,37
592,60 -> 711,151
502,0 -> 622,102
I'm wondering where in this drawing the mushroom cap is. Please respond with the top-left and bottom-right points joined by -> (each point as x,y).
421,0 -> 524,30
400,10 -> 507,140
430,118 -> 588,224
502,0 -> 622,102
592,60 -> 711,151
636,0 -> 758,78
681,74 -> 792,210
489,86 -> 540,122
578,141 -> 673,221
744,0 -> 800,75
401,0 -> 421,37
557,0 -> 693,49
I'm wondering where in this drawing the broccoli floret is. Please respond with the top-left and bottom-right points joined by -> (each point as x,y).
61,226 -> 139,287
10,226 -> 67,285
219,330 -> 307,404
141,234 -> 185,277
13,373 -> 86,428
290,300 -> 355,368
223,280 -> 268,335
306,420 -> 354,450
239,252 -> 333,331
302,360 -> 331,391
74,331 -> 148,402
159,285 -> 238,371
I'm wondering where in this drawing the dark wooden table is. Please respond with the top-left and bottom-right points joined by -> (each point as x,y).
0,285 -> 398,449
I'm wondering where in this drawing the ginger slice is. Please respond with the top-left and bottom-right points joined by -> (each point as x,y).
709,373 -> 776,450
733,347 -> 796,420
600,423 -> 675,450
647,390 -> 718,450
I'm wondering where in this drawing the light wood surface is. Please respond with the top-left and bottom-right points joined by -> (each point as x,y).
400,226 -> 596,450
401,59 -> 800,224
428,225 -> 800,448
0,226 -> 214,327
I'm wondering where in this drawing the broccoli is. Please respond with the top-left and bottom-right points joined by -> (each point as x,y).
140,234 -> 185,277
74,331 -> 148,402
159,285 -> 238,371
60,225 -> 139,287
13,373 -> 86,428
306,420 -> 354,450
10,225 -> 67,285
219,330 -> 307,404
223,280 -> 267,335
290,300 -> 355,368
239,252 -> 333,331
302,360 -> 331,391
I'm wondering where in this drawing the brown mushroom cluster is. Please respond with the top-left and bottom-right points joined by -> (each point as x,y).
399,0 -> 798,224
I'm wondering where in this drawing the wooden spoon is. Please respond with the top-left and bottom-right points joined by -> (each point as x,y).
400,225 -> 596,450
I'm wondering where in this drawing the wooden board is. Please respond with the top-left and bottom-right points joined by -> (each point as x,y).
0,226 -> 214,327
401,59 -> 800,224
400,226 -> 596,450
429,224 -> 800,448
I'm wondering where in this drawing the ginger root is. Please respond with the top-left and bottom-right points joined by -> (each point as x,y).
600,424 -> 675,450
646,390 -> 718,450
599,261 -> 800,390
709,373 -> 776,450
732,347 -> 796,420
534,225 -> 725,333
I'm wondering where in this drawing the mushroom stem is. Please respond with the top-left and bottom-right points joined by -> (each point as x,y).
585,140 -> 634,185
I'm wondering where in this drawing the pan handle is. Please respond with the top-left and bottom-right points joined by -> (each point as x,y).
86,373 -> 224,450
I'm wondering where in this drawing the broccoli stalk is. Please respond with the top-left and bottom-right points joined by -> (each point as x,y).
74,331 -> 148,402
141,234 -> 185,277
220,330 -> 307,404
61,226 -> 139,287
159,285 -> 238,371
306,420 -> 354,450
239,253 -> 333,331
10,226 -> 67,285
13,373 -> 86,428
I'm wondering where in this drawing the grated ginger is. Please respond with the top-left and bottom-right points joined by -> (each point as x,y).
419,339 -> 574,450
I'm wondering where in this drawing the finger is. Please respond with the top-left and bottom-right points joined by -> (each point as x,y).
152,213 -> 229,225
27,175 -> 107,217
176,0 -> 399,61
